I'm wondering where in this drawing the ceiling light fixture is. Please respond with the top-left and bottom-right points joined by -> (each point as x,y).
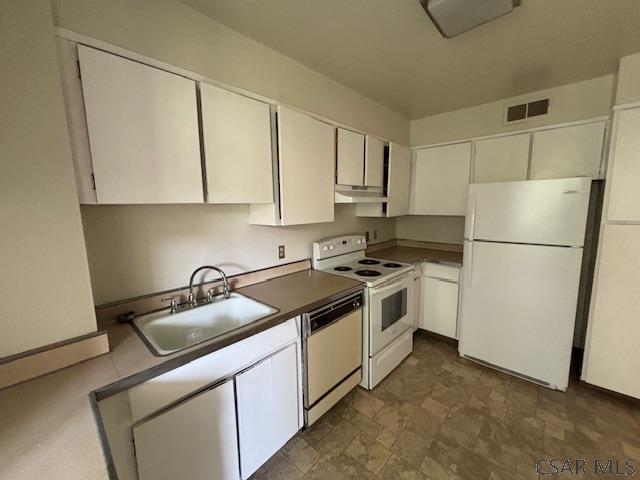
420,0 -> 521,38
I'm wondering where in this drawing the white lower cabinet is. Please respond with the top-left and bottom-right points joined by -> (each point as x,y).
133,380 -> 240,480
419,263 -> 461,339
130,319 -> 301,480
236,344 -> 300,479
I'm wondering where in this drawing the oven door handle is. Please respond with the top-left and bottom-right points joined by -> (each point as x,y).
370,277 -> 409,296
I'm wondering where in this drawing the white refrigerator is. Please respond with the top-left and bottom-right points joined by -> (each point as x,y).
458,177 -> 591,391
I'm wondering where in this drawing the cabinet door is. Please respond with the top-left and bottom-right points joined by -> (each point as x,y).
583,224 -> 640,399
337,128 -> 365,186
78,45 -> 203,204
420,277 -> 459,339
473,134 -> 530,183
201,83 -> 273,204
364,136 -> 385,187
278,107 -> 335,225
236,344 -> 299,479
133,380 -> 240,480
411,143 -> 471,216
386,143 -> 411,217
606,108 -> 640,222
530,122 -> 605,180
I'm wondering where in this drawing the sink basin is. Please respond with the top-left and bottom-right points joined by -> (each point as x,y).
132,293 -> 278,356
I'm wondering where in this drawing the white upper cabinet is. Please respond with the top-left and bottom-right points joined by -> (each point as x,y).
473,133 -> 530,183
251,107 -> 335,225
279,107 -> 335,225
530,121 -> 606,180
411,142 -> 471,216
364,136 -> 385,188
200,83 -> 273,204
77,45 -> 203,204
606,108 -> 640,222
336,128 -> 365,186
386,143 -> 411,217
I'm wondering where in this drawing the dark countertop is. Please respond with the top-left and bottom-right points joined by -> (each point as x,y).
371,246 -> 463,266
94,269 -> 364,400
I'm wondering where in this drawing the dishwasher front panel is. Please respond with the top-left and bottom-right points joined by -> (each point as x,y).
305,309 -> 362,407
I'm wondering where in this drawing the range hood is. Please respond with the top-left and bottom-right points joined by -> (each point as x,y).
335,185 -> 387,204
420,0 -> 521,38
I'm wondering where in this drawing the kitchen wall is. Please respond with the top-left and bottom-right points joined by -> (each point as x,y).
615,52 -> 640,105
49,0 -> 408,305
396,216 -> 465,245
83,205 -> 395,305
410,74 -> 615,146
0,0 -> 96,357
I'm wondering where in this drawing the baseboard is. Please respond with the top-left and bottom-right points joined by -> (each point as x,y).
0,331 -> 109,390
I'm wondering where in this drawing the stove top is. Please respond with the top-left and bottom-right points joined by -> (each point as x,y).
312,234 -> 415,286
355,269 -> 381,277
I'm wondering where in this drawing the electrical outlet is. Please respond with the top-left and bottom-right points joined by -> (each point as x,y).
374,229 -> 378,240
365,231 -> 370,242
278,245 -> 285,259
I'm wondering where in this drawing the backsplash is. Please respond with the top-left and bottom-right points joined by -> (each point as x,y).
81,203 -> 396,304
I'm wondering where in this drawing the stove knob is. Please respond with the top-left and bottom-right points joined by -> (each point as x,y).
322,246 -> 329,252
328,244 -> 335,250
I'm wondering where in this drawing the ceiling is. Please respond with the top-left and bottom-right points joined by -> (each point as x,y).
180,0 -> 640,119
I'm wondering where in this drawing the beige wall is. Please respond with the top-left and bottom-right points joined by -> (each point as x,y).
83,205 -> 395,304
51,0 -> 409,144
616,52 -> 640,105
410,75 -> 615,146
396,216 -> 465,246
0,0 -> 97,357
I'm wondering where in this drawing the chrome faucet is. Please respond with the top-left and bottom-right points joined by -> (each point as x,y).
188,266 -> 230,306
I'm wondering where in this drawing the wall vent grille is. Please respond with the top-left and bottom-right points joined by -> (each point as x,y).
505,98 -> 550,123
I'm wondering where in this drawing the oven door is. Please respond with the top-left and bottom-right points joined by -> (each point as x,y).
368,273 -> 414,356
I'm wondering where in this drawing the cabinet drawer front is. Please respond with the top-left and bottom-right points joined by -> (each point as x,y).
128,318 -> 298,422
422,262 -> 460,282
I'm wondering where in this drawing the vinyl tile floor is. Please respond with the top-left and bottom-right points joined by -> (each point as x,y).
252,333 -> 640,480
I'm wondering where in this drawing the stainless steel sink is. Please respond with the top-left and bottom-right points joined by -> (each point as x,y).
132,293 -> 278,356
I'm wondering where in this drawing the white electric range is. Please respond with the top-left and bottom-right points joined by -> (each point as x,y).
312,234 -> 415,389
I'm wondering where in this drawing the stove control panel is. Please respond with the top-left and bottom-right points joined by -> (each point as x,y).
313,234 -> 367,260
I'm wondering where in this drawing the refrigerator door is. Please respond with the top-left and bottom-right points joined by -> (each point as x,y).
465,177 -> 591,247
458,241 -> 583,390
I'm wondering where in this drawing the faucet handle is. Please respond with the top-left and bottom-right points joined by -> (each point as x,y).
161,296 -> 179,314
206,288 -> 216,303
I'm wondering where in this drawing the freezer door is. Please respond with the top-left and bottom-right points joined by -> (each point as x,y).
458,241 -> 583,390
466,177 -> 591,247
